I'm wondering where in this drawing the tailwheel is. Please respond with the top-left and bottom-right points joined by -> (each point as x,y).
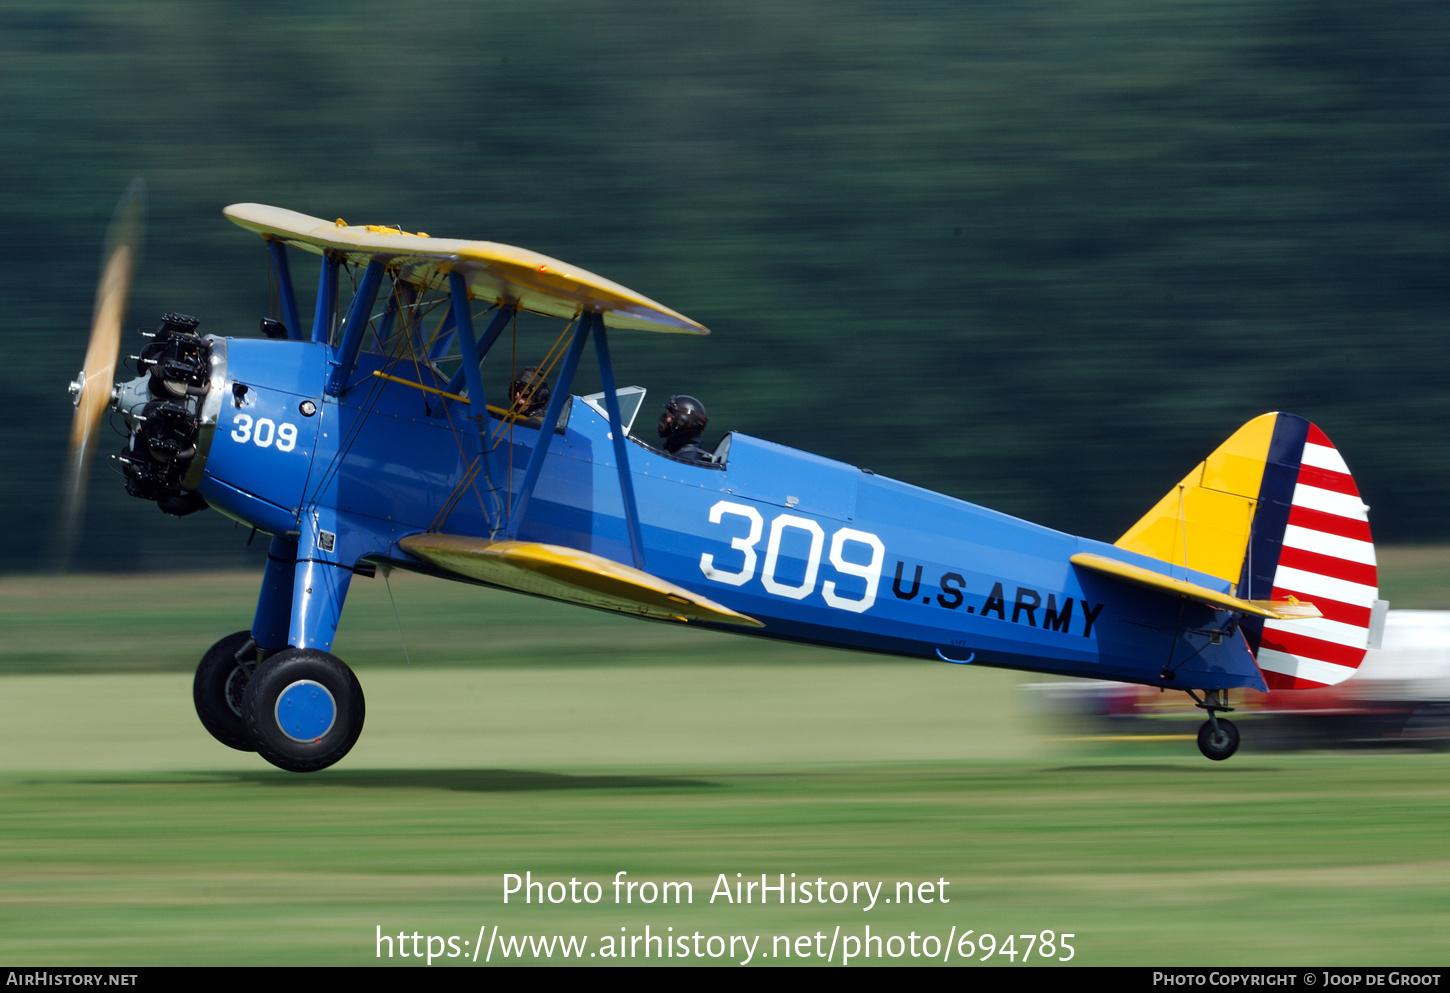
1197,717 -> 1240,761
1189,688 -> 1241,761
242,648 -> 365,773
193,631 -> 258,751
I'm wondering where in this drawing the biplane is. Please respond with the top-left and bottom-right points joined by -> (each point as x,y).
65,186 -> 1389,771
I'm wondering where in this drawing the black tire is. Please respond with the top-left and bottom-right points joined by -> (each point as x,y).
1197,717 -> 1241,761
242,648 -> 365,773
193,631 -> 258,751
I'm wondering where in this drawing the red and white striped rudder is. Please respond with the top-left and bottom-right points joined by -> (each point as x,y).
1254,422 -> 1381,690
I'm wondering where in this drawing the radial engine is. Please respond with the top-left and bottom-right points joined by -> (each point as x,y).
105,312 -> 227,516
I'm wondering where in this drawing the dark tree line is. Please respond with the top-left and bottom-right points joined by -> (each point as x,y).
5,0 -> 1448,571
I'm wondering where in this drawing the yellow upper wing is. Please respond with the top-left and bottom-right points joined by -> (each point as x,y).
223,203 -> 708,334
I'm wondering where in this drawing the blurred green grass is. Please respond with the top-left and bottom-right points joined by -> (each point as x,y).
0,755 -> 1447,965
0,568 -> 773,675
2,560 -> 1447,965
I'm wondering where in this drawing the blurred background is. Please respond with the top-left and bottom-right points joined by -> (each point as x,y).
6,0 -> 1449,572
4,6 -> 1450,964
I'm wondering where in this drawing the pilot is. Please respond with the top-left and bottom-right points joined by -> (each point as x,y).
508,366 -> 551,417
658,395 -> 713,463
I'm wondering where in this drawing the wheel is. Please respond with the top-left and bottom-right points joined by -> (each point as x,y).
242,648 -> 365,773
193,631 -> 258,751
1197,717 -> 1240,761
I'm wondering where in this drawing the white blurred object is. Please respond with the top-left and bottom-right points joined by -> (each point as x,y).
1024,611 -> 1450,748
1349,610 -> 1450,699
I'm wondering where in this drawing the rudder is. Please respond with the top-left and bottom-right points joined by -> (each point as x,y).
1115,413 -> 1382,688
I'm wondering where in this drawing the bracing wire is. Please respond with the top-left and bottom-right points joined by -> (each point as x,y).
382,568 -> 412,667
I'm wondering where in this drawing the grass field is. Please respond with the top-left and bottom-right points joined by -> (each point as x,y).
1,553 -> 1449,966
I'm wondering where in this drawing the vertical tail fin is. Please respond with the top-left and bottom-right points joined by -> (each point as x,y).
1115,413 -> 1381,688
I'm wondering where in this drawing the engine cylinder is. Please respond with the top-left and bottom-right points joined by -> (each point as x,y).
115,315 -> 227,516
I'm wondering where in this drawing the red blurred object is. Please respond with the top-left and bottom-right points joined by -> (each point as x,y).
1026,611 -> 1450,750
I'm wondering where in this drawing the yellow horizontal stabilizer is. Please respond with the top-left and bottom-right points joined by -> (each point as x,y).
399,534 -> 763,628
1070,552 -> 1321,621
223,204 -> 708,335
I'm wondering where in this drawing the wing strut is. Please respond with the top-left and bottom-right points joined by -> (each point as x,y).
592,316 -> 646,570
265,238 -> 303,341
311,250 -> 339,344
509,310 -> 592,536
372,279 -> 403,351
501,310 -> 647,570
431,307 -> 513,418
385,281 -> 419,352
448,272 -> 505,533
326,258 -> 386,395
428,305 -> 458,361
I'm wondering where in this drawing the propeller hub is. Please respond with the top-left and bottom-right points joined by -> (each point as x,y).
67,371 -> 86,407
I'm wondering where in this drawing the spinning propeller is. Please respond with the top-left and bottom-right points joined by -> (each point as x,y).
60,179 -> 147,565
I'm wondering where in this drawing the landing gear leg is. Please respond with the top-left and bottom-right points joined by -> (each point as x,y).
242,531 -> 365,772
251,536 -> 298,656
239,512 -> 386,772
1190,689 -> 1240,761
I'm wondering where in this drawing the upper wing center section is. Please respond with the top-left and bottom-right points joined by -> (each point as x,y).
223,203 -> 708,335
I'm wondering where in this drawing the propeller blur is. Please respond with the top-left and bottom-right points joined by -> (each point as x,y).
60,178 -> 146,566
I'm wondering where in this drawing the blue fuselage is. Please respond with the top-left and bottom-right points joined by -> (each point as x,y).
198,337 -> 1262,692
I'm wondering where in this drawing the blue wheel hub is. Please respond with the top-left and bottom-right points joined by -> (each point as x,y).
274,680 -> 337,743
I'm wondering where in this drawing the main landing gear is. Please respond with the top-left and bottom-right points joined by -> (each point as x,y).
192,631 -> 258,752
193,633 -> 366,772
1189,689 -> 1240,761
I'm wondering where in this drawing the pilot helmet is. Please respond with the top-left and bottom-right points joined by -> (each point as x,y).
659,394 -> 708,439
509,366 -> 550,413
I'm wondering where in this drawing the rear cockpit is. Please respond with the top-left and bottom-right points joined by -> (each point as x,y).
581,387 -> 730,468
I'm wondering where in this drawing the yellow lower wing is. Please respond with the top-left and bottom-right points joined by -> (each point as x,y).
399,534 -> 763,628
1071,553 -> 1321,620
